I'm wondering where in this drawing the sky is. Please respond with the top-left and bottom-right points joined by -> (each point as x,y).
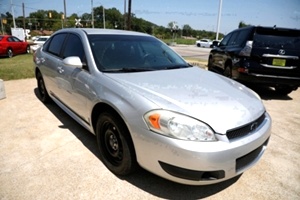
0,0 -> 299,34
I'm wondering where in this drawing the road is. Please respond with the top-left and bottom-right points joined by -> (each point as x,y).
171,45 -> 211,61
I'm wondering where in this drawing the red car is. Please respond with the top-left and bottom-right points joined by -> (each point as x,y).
0,35 -> 30,58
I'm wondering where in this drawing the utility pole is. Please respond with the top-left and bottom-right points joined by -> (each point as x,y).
124,0 -> 126,30
216,0 -> 222,40
11,0 -> 16,28
103,6 -> 105,29
127,0 -> 131,30
63,0 -> 67,27
0,15 -> 4,34
22,3 -> 25,30
91,0 -> 94,28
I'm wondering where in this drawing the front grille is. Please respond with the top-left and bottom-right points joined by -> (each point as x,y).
226,113 -> 266,141
236,138 -> 269,172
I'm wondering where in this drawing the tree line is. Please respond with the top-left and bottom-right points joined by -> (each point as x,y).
1,5 -> 224,40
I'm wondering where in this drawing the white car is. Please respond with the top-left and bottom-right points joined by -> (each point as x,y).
196,39 -> 212,48
31,36 -> 50,51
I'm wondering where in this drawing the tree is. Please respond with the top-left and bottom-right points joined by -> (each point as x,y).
239,21 -> 252,28
182,24 -> 192,37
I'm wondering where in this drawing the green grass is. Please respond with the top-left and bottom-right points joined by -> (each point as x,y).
163,38 -> 197,45
0,53 -> 35,81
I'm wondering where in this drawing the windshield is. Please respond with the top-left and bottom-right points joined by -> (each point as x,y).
88,35 -> 189,72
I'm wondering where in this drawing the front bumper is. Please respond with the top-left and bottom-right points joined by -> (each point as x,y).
131,112 -> 272,185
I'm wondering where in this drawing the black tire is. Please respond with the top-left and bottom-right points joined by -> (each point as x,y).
36,72 -> 51,103
96,112 -> 137,176
274,86 -> 294,96
207,56 -> 213,71
197,43 -> 200,47
224,64 -> 232,78
26,45 -> 30,54
7,48 -> 13,58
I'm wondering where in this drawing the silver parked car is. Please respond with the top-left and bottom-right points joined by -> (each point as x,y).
33,28 -> 271,185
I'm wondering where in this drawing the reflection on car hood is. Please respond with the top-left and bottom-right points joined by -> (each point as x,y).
105,67 -> 265,133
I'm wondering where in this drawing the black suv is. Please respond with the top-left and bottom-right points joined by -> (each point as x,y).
208,26 -> 300,95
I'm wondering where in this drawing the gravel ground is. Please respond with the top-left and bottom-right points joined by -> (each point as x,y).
0,78 -> 299,200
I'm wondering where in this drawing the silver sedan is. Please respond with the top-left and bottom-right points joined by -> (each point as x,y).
33,28 -> 271,185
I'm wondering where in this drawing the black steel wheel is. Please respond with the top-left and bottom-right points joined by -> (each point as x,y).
96,112 -> 137,176
37,72 -> 51,103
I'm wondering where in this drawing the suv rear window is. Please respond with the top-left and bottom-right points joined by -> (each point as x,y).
253,27 -> 300,49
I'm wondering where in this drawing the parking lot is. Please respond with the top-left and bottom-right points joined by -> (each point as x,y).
0,66 -> 299,199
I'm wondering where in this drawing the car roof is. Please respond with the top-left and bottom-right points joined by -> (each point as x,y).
233,25 -> 299,32
55,28 -> 151,37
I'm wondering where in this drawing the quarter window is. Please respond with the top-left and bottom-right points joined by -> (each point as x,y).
227,32 -> 239,46
234,30 -> 249,46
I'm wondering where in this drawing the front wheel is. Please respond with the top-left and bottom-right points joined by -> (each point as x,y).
37,72 -> 51,103
96,112 -> 137,176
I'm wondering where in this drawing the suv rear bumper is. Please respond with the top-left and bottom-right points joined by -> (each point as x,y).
234,71 -> 300,88
232,60 -> 300,88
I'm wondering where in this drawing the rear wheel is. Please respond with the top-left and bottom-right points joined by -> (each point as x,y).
274,86 -> 294,96
96,112 -> 137,176
37,72 -> 51,103
7,48 -> 13,58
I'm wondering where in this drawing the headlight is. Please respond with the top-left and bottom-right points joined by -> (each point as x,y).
144,110 -> 216,141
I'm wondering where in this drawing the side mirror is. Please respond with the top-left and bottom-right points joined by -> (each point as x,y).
63,56 -> 83,69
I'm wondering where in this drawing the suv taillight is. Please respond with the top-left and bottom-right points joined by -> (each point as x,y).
239,40 -> 253,57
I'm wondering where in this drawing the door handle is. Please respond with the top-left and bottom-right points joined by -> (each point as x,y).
57,66 -> 64,73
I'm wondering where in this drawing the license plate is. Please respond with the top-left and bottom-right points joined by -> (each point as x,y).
272,58 -> 286,66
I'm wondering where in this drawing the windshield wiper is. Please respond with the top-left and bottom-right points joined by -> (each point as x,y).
164,64 -> 191,70
102,67 -> 155,73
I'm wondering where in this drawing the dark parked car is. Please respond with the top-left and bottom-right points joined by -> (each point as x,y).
0,35 -> 30,58
208,26 -> 300,95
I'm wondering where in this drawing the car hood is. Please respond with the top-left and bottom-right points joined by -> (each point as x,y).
104,67 -> 265,133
